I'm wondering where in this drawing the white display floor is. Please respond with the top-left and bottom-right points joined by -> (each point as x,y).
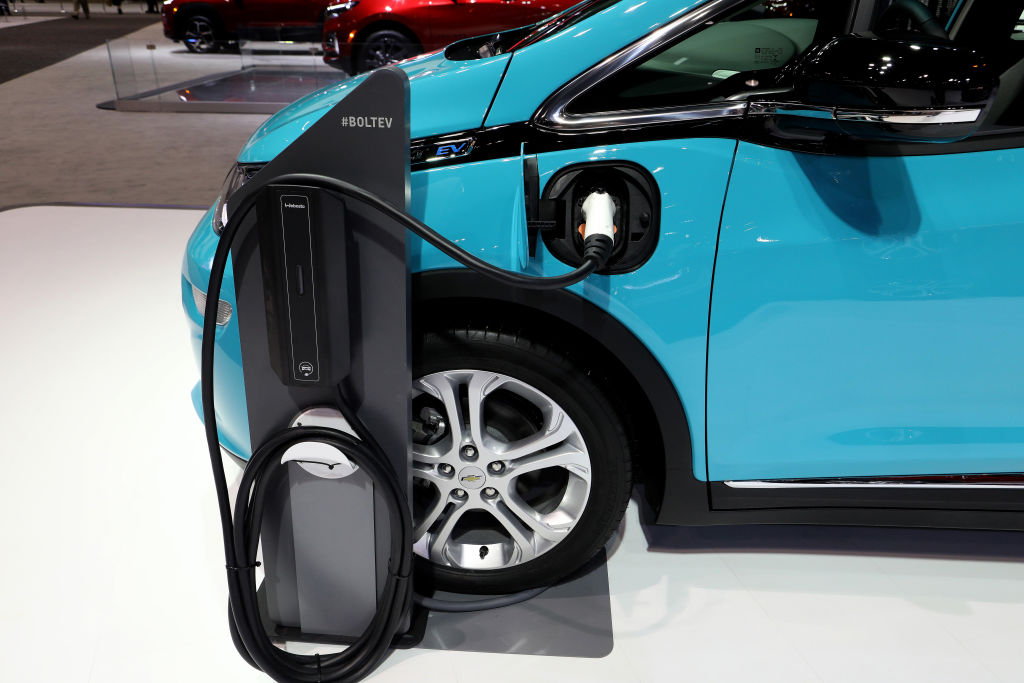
2,205 -> 1024,682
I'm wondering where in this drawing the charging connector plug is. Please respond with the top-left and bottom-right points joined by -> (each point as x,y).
580,191 -> 617,269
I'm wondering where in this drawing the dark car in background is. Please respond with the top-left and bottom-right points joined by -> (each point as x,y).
161,0 -> 333,53
321,0 -> 574,73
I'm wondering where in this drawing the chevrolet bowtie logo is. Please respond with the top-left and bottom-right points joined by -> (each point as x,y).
461,475 -> 483,483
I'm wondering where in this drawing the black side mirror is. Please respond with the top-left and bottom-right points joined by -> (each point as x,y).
752,34 -> 998,143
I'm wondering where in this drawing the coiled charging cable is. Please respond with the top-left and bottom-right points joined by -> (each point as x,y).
202,173 -> 615,683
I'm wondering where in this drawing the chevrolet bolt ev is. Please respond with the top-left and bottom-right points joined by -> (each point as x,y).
184,0 -> 1024,593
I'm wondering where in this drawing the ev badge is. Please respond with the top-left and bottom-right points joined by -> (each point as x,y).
437,143 -> 466,156
459,466 -> 486,489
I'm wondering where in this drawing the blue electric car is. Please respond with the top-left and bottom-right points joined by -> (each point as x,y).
184,0 -> 1024,593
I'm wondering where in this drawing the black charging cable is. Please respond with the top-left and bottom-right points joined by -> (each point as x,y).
248,172 -> 614,289
202,173 -> 615,683
204,185 -> 417,683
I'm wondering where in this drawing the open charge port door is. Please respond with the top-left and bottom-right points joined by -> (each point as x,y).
526,160 -> 661,274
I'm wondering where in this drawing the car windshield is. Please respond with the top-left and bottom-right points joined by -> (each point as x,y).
445,0 -> 621,60
566,0 -> 857,114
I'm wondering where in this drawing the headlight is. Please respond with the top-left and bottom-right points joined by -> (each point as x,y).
325,0 -> 358,15
214,162 -> 264,235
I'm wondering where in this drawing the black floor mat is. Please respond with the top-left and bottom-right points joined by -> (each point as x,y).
0,13 -> 159,85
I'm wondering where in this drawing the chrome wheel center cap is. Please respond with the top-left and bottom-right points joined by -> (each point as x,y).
458,466 -> 486,490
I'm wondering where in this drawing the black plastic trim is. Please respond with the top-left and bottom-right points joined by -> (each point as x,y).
523,156 -> 543,257
713,479 -> 1024,513
698,499 -> 1024,530
411,116 -> 1024,172
410,126 -> 523,170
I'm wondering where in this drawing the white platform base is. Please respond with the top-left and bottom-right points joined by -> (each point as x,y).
1,206 -> 1023,682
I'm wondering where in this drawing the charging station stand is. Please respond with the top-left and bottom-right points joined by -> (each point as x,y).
226,67 -> 416,645
218,66 -> 615,664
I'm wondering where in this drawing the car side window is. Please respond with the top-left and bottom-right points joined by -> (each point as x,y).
565,0 -> 856,116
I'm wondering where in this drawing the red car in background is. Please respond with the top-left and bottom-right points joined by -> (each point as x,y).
161,0 -> 333,53
322,0 -> 573,73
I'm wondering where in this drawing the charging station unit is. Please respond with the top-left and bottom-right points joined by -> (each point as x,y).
226,68 -> 414,645
200,66 -> 618,683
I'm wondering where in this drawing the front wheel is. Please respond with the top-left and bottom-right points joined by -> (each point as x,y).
183,15 -> 219,53
354,29 -> 417,72
411,328 -> 633,594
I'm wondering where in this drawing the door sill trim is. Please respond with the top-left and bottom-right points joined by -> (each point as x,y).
724,476 -> 1024,490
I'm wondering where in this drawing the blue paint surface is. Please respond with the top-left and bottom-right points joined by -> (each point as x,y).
708,142 -> 1024,480
412,140 -> 738,482
239,50 -> 510,163
533,140 -> 736,479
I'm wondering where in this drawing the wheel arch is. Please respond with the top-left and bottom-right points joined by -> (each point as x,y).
352,19 -> 422,58
412,268 -> 709,525
355,18 -> 420,43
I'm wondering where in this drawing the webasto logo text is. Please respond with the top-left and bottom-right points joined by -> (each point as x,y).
340,115 -> 393,129
284,203 -> 306,209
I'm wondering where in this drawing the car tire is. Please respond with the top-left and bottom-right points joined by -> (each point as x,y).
354,29 -> 418,72
182,14 -> 219,54
411,326 -> 633,594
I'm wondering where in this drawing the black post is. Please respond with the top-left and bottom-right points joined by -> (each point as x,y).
227,67 -> 412,638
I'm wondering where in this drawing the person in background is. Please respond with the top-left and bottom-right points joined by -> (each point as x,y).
145,0 -> 157,12
70,0 -> 89,18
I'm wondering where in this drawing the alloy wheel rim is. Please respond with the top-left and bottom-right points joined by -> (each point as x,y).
185,19 -> 215,52
363,36 -> 410,69
411,369 -> 593,571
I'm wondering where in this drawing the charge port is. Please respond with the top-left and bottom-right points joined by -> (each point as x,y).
528,161 -> 660,275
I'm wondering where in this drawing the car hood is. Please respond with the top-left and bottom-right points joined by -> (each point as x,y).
238,51 -> 511,163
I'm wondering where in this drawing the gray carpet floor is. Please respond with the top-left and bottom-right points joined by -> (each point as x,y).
0,13 -> 160,84
0,22 -> 267,209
